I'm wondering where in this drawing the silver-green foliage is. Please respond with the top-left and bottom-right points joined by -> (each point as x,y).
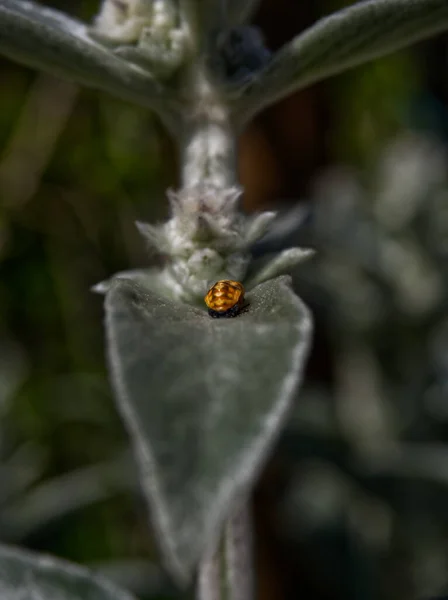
1,0 -> 448,596
105,275 -> 311,582
270,133 -> 448,600
0,0 -> 178,130
1,0 -> 448,129
232,0 -> 448,125
0,544 -> 138,600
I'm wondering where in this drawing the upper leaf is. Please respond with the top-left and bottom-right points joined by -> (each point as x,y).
0,544 -> 138,600
0,0 -> 178,129
232,0 -> 448,125
105,275 -> 312,584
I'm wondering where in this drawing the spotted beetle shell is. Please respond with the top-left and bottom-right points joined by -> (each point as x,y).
204,280 -> 245,318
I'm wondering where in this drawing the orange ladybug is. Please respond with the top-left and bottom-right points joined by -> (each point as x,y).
204,280 -> 245,318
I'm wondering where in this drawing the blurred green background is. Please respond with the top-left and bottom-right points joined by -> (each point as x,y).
1,1 -> 448,599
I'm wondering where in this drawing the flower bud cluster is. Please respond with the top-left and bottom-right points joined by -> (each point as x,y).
91,0 -> 187,77
137,185 -> 277,302
93,0 -> 155,44
94,186 -> 313,302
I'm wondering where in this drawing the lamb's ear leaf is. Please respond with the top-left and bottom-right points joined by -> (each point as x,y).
0,544 -> 138,600
0,0 -> 175,124
233,0 -> 448,124
105,275 -> 312,584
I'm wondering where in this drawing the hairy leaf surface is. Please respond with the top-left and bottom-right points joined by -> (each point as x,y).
234,0 -> 448,124
0,0 -> 177,127
105,275 -> 312,583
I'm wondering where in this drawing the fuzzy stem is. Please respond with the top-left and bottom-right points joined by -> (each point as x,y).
225,500 -> 255,600
180,0 -> 225,54
197,544 -> 222,600
169,4 -> 250,593
196,501 -> 255,600
180,118 -> 237,188
178,61 -> 237,189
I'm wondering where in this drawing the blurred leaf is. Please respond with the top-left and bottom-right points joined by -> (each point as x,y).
105,275 -> 312,584
0,452 -> 136,543
330,53 -> 419,164
0,0 -> 177,125
234,0 -> 448,124
0,337 -> 27,413
91,559 -> 174,599
0,543 -> 138,600
0,442 -> 47,506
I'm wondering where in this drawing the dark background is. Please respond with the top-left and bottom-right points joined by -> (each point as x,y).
1,1 -> 448,599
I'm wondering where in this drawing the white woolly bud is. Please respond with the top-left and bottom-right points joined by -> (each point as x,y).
166,189 -> 182,215
195,215 -> 216,243
164,262 -> 209,301
163,219 -> 197,257
170,29 -> 187,52
152,0 -> 176,30
135,221 -> 165,252
159,268 -> 191,301
186,249 -> 225,278
134,186 -> 310,304
92,0 -> 153,44
197,213 -> 243,251
91,0 -> 187,77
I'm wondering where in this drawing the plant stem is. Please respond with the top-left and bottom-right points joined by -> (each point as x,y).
197,500 -> 255,600
196,543 -> 222,600
180,118 -> 237,188
180,12 -> 252,597
225,499 -> 255,600
178,62 -> 237,188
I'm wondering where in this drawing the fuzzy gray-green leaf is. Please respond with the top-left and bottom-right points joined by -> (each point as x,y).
248,247 -> 315,288
0,0 -> 178,129
105,275 -> 312,584
0,544 -> 138,600
233,0 -> 448,124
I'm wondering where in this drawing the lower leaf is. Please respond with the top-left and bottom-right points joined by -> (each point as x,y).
105,275 -> 312,584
